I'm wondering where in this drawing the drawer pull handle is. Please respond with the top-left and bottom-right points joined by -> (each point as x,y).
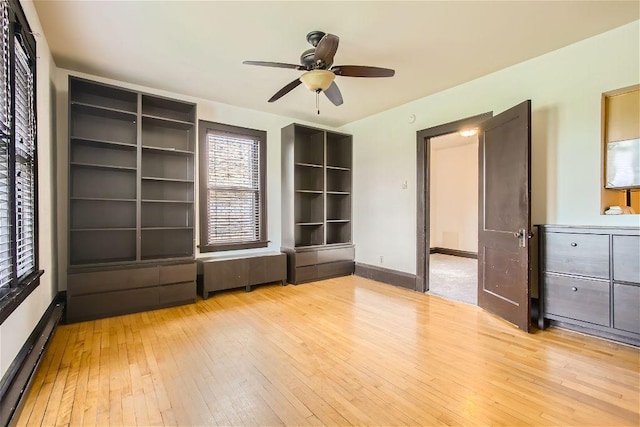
570,242 -> 577,247
571,287 -> 578,292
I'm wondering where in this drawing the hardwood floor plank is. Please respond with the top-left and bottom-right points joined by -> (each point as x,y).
13,276 -> 640,426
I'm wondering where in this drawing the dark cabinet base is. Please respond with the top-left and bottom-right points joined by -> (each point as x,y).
284,245 -> 355,284
200,252 -> 287,299
67,261 -> 197,323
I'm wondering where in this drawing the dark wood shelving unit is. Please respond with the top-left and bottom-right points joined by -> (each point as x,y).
67,76 -> 197,322
281,123 -> 354,284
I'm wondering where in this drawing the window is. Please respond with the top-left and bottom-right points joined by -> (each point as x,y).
0,0 -> 39,291
198,121 -> 266,252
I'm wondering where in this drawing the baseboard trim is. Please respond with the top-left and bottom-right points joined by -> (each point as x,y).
430,247 -> 478,259
0,292 -> 65,426
355,263 -> 416,290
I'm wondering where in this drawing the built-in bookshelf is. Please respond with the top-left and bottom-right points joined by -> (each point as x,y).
281,123 -> 354,284
67,76 -> 197,322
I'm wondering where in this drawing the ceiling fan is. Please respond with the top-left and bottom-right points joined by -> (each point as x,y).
243,31 -> 395,111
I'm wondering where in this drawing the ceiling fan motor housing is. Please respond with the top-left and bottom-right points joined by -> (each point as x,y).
300,48 -> 316,69
306,31 -> 325,47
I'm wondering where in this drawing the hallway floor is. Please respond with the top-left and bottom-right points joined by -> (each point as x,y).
428,253 -> 477,305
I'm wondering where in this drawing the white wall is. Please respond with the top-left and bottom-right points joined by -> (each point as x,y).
0,1 -> 57,379
54,69 -> 336,290
430,138 -> 478,252
341,21 -> 640,275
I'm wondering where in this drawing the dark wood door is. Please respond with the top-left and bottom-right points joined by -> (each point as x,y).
477,100 -> 532,331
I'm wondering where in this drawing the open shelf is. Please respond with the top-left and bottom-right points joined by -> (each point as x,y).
70,162 -> 137,172
295,164 -> 323,192
71,136 -> 136,150
326,132 -> 352,169
141,228 -> 194,260
142,150 -> 194,181
141,180 -> 193,202
142,114 -> 194,131
70,229 -> 137,265
71,140 -> 136,169
142,94 -> 195,123
70,78 -> 137,113
142,118 -> 194,151
295,162 -> 323,168
327,193 -> 351,221
71,167 -> 136,199
326,222 -> 351,245
71,199 -> 136,229
141,202 -> 193,228
295,192 -> 324,224
295,224 -> 324,247
327,167 -> 351,193
71,101 -> 137,119
142,145 -> 194,155
294,127 -> 324,165
71,107 -> 137,145
71,197 -> 136,202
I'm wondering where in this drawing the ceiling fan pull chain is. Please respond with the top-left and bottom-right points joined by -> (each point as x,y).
316,89 -> 320,115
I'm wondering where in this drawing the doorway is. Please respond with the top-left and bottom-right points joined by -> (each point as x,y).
427,132 -> 479,305
415,112 -> 491,294
416,102 -> 533,331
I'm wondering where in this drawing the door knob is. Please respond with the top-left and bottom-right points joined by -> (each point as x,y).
513,228 -> 529,248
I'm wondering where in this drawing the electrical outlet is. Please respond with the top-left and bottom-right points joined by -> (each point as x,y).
380,256 -> 384,264
402,180 -> 408,190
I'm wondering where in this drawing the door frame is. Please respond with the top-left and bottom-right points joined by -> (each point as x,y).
416,112 -> 492,293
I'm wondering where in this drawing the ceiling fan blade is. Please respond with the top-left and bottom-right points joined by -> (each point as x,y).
268,78 -> 302,103
243,61 -> 303,70
332,65 -> 395,77
313,33 -> 339,67
324,81 -> 343,106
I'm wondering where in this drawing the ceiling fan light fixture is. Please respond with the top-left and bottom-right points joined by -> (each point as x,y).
299,69 -> 335,92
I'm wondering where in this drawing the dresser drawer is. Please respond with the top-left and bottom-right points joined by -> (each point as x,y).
294,251 -> 317,267
613,235 -> 640,284
294,265 -> 318,283
317,246 -> 355,264
544,233 -> 609,279
158,281 -> 196,306
613,283 -> 640,334
159,262 -> 196,285
68,266 -> 159,296
544,274 -> 610,326
317,260 -> 354,279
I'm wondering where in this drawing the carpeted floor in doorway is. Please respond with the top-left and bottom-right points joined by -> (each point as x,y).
428,253 -> 477,305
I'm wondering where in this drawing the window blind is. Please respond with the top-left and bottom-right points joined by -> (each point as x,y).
13,37 -> 35,279
206,132 -> 261,245
0,1 -> 11,287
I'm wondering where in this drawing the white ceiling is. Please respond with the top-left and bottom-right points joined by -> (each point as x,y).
33,1 -> 639,128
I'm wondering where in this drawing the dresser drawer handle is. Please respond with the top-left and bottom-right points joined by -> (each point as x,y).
571,287 -> 578,292
570,242 -> 577,247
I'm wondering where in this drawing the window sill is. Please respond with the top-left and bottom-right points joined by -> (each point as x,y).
199,241 -> 269,253
0,270 -> 44,325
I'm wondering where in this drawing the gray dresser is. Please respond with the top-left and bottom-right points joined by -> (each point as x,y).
538,225 -> 639,345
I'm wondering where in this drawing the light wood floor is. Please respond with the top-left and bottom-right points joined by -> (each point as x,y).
16,275 -> 640,426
